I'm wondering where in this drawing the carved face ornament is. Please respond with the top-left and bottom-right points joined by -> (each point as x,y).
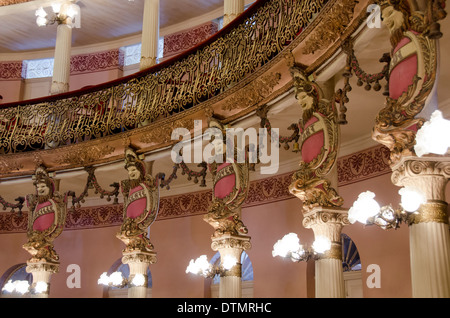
382,6 -> 405,33
127,165 -> 141,180
36,182 -> 50,197
296,91 -> 315,110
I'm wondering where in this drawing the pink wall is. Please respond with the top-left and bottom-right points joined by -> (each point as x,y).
340,174 -> 412,298
69,69 -> 123,92
243,198 -> 311,298
0,80 -> 22,104
0,198 -> 311,298
0,170 -> 448,298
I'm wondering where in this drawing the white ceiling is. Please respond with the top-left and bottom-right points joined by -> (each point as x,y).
0,0 -> 225,53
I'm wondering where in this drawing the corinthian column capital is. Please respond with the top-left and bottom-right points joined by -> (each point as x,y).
391,156 -> 450,202
303,206 -> 349,260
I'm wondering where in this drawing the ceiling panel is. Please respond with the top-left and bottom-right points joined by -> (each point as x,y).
0,0 -> 223,53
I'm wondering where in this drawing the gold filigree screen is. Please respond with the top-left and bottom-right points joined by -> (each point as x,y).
0,0 -> 328,154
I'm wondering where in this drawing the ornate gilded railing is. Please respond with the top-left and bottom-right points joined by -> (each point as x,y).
0,0 -> 328,154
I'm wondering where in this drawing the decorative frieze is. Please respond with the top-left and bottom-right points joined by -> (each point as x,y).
163,22 -> 218,59
0,61 -> 22,80
337,145 -> 391,186
70,50 -> 120,75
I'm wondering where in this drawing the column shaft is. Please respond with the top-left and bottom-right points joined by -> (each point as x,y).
121,251 -> 156,298
409,210 -> 450,297
127,261 -> 149,298
315,258 -> 345,298
51,23 -> 72,95
212,234 -> 251,298
391,158 -> 450,297
140,0 -> 159,70
303,207 -> 348,298
223,0 -> 244,26
26,262 -> 59,298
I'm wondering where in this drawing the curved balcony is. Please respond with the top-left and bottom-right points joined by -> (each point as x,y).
0,0 -> 370,178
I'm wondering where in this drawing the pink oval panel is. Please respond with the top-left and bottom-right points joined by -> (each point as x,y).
33,213 -> 55,231
214,162 -> 236,199
127,185 -> 147,219
301,116 -> 324,164
389,37 -> 418,100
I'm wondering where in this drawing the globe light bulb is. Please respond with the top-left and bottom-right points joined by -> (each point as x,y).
2,280 -> 15,293
312,236 -> 331,254
131,273 -> 146,287
35,7 -> 47,18
98,272 -> 110,286
15,280 -> 30,294
272,233 -> 302,258
399,187 -> 426,212
34,281 -> 48,294
52,2 -> 62,14
186,255 -> 210,275
36,16 -> 48,27
348,191 -> 381,224
415,110 -> 450,157
222,255 -> 238,270
109,271 -> 124,286
66,4 -> 79,19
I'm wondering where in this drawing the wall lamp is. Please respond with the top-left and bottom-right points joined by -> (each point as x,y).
272,233 -> 331,262
348,188 -> 426,229
2,279 -> 48,295
98,271 -> 146,288
35,1 -> 81,28
414,110 -> 450,157
185,255 -> 238,278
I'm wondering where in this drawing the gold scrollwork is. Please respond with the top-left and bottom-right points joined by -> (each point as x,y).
0,0 -> 327,155
372,1 -> 441,164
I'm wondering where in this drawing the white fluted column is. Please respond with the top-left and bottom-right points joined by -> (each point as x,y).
26,262 -> 59,298
303,206 -> 349,298
50,21 -> 72,95
140,0 -> 159,70
392,157 -> 450,297
223,0 -> 244,26
122,250 -> 156,298
211,234 -> 251,298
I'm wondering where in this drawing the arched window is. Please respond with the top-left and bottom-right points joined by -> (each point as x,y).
341,234 -> 363,298
209,251 -> 254,298
0,263 -> 33,298
342,233 -> 361,271
102,258 -> 153,298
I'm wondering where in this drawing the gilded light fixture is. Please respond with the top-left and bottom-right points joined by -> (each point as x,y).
185,254 -> 238,278
98,271 -> 146,288
1,279 -> 48,296
348,188 -> 427,230
272,233 -> 331,262
35,1 -> 80,28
